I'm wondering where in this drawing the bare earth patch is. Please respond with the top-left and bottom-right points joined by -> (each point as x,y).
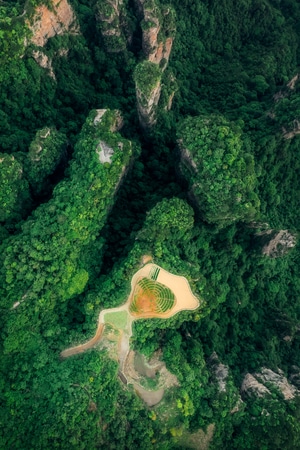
141,254 -> 153,265
61,264 -> 200,359
61,263 -> 200,405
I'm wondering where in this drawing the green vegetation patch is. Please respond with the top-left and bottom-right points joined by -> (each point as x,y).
0,153 -> 30,222
178,115 -> 260,226
133,61 -> 162,98
104,310 -> 128,330
25,127 -> 67,194
149,266 -> 160,281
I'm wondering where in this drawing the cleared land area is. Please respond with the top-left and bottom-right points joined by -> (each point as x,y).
129,277 -> 176,317
128,263 -> 199,319
61,264 -> 200,370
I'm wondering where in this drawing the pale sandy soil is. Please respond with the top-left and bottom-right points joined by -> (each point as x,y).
128,264 -> 199,318
61,263 -> 197,408
134,385 -> 164,407
141,254 -> 153,265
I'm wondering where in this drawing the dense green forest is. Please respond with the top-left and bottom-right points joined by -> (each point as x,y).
1,0 -> 300,448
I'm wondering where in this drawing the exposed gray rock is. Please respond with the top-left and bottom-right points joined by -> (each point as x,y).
133,0 -> 176,128
135,77 -> 162,128
97,141 -> 114,164
258,229 -> 297,257
287,73 -> 299,90
241,373 -> 271,398
255,368 -> 298,400
208,352 -> 229,393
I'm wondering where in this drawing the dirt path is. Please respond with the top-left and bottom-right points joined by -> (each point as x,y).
60,324 -> 104,358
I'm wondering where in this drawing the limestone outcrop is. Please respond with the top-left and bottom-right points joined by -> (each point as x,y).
134,61 -> 162,128
94,0 -> 177,127
93,109 -> 124,132
208,353 -> 243,415
287,73 -> 299,90
28,0 -> 79,47
133,0 -> 176,128
134,0 -> 176,129
256,228 -> 296,257
208,352 -> 229,393
27,0 -> 79,79
241,368 -> 299,400
138,0 -> 176,68
283,119 -> 300,139
255,368 -> 298,400
241,373 -> 272,398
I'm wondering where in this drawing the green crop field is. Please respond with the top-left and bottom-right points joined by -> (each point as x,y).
104,310 -> 128,330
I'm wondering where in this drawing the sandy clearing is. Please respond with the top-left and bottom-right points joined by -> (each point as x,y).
128,264 -> 199,319
61,264 -> 200,361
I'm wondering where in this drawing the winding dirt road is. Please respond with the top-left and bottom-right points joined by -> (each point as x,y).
60,324 -> 104,358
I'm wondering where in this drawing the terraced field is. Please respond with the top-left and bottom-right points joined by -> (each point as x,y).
129,277 -> 176,317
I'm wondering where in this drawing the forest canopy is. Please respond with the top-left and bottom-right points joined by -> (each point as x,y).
1,0 -> 300,449
178,115 -> 260,226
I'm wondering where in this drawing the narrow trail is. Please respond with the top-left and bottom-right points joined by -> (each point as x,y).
60,324 -> 104,358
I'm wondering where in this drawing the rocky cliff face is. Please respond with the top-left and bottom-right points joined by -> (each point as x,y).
242,368 -> 299,400
27,0 -> 79,78
137,0 -> 175,68
133,0 -> 176,128
283,120 -> 300,139
134,60 -> 162,128
271,73 -> 300,139
241,373 -> 272,398
95,0 -> 128,52
208,352 -> 229,393
32,50 -> 55,79
177,139 -> 198,172
28,0 -> 79,47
